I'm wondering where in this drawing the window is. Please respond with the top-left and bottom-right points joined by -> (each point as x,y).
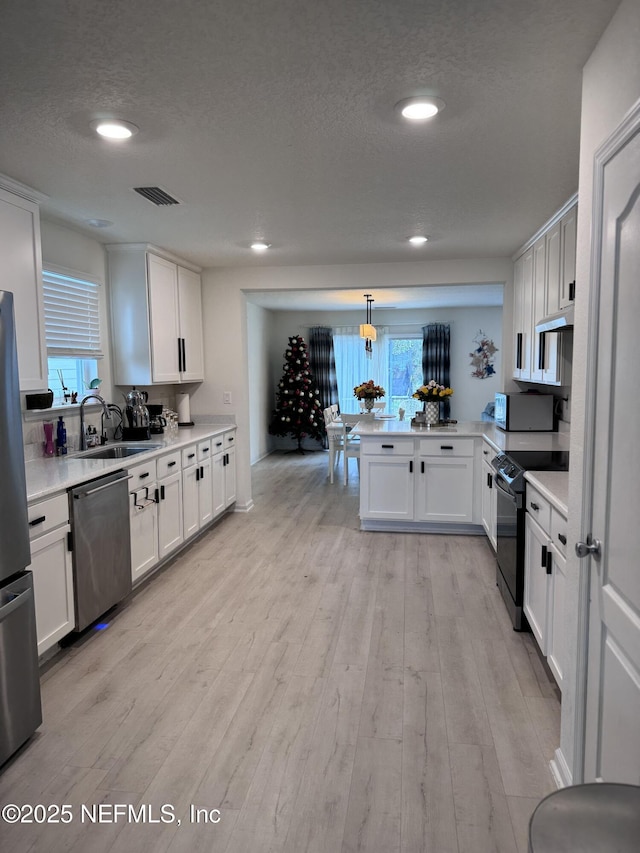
333,329 -> 423,417
42,267 -> 103,404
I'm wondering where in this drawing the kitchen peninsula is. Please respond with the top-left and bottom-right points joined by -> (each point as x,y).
357,419 -> 569,532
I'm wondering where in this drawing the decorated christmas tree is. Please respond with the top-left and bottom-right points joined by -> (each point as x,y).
269,335 -> 324,452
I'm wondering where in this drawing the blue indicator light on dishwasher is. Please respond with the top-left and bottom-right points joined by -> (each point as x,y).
94,622 -> 109,631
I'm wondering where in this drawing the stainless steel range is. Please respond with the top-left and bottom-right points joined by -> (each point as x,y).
491,450 -> 569,630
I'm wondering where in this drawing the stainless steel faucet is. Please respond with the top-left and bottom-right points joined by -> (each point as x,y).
79,394 -> 111,450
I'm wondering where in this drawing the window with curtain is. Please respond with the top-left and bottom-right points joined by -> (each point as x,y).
334,327 -> 425,417
42,267 -> 103,403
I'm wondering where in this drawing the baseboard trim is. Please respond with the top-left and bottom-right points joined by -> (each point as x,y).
233,500 -> 254,513
360,520 -> 484,535
550,748 -> 572,789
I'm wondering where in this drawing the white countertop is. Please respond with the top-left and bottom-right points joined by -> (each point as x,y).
25,425 -> 234,503
354,419 -> 570,453
524,471 -> 569,516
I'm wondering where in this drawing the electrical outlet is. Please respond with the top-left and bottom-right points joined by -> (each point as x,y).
223,391 -> 232,405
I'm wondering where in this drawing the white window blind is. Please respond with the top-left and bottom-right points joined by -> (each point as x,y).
42,269 -> 104,358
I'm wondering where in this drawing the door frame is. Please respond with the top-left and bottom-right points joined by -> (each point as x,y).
573,97 -> 640,784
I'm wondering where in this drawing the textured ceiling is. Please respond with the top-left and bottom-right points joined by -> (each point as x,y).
0,0 -> 618,272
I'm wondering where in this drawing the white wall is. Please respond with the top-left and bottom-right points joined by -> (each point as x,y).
247,301 -> 276,463
195,258 -> 513,509
268,305 -> 503,423
559,0 -> 640,786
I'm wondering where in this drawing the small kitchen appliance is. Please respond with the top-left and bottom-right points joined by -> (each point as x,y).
494,392 -> 555,432
147,404 -> 166,434
123,387 -> 150,440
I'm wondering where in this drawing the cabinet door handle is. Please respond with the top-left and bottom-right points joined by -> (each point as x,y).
181,338 -> 187,373
196,467 -> 200,482
409,460 -> 413,473
216,442 -> 223,447
516,332 -> 523,369
538,331 -> 546,370
178,337 -> 183,372
441,445 -> 453,450
228,436 -> 234,442
187,452 -> 195,459
541,544 -> 548,568
483,450 -> 489,455
381,444 -> 394,448
29,515 -> 46,527
67,531 -> 73,552
168,460 -> 177,467
546,549 -> 553,574
558,533 -> 567,545
160,485 -> 165,500
569,281 -> 576,301
139,472 -> 150,480
421,460 -> 425,474
202,446 -> 209,453
530,501 -> 539,511
200,466 -> 204,479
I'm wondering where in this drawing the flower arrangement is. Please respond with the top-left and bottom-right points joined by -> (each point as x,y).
353,380 -> 385,400
413,380 -> 454,401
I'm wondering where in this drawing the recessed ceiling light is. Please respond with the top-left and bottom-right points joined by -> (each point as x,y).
396,97 -> 445,121
85,218 -> 113,228
90,119 -> 139,139
408,235 -> 429,245
251,241 -> 271,252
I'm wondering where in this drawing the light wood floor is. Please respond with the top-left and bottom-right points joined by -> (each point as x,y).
0,450 -> 560,853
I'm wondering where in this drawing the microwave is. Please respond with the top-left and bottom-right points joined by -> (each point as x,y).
494,392 -> 555,431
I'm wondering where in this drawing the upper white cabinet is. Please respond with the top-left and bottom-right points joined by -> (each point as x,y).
108,244 -> 204,385
0,182 -> 47,391
512,196 -> 577,386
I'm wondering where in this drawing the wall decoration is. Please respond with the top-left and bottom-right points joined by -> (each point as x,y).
470,330 -> 498,379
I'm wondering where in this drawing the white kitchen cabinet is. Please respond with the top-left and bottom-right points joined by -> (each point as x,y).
157,450 -> 183,559
211,436 -> 226,517
416,456 -> 474,523
523,485 -> 568,690
360,453 -> 414,520
107,244 -> 204,386
359,436 -> 479,529
559,205 -> 577,309
513,247 -> 533,380
481,455 -> 497,551
128,458 -> 159,583
181,440 -> 213,538
0,184 -> 47,391
27,494 -> 74,655
223,432 -> 237,508
512,196 -> 576,387
524,511 -> 551,654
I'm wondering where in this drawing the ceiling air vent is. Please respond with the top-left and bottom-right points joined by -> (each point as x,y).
132,186 -> 181,206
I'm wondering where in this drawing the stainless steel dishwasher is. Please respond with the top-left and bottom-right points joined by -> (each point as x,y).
69,469 -> 132,631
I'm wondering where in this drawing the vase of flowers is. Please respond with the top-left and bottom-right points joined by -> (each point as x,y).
353,380 -> 385,410
412,380 -> 453,425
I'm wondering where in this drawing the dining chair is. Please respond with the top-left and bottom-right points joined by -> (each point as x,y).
339,414 -> 366,485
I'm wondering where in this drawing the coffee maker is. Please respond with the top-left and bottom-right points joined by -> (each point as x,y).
123,388 -> 150,440
147,404 -> 167,434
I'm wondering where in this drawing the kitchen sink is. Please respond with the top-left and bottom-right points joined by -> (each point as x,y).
78,444 -> 162,460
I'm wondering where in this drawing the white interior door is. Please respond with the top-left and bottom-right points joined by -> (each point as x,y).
582,107 -> 640,783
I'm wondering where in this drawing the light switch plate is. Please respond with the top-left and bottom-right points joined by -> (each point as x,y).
223,391 -> 232,405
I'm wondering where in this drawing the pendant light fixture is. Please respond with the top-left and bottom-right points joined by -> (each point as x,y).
360,294 -> 377,357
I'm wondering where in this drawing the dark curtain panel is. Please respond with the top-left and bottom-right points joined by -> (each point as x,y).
308,326 -> 338,443
422,323 -> 451,419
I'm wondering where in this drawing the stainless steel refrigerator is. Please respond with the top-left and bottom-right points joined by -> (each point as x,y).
0,290 -> 42,766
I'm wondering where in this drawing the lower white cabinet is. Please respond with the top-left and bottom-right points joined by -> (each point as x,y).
28,494 -> 74,655
157,450 -> 183,559
224,434 -> 237,507
359,436 -> 479,528
128,459 -> 159,584
523,485 -> 568,690
481,456 -> 498,550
